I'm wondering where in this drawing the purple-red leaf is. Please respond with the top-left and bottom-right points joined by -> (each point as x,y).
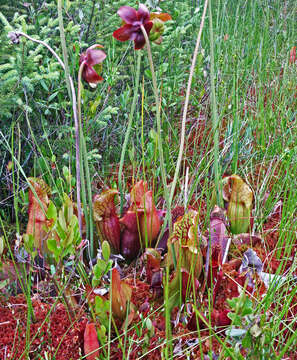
140,190 -> 161,246
93,190 -> 121,253
181,268 -> 200,302
120,210 -> 142,260
84,323 -> 99,360
120,229 -> 140,260
209,205 -> 229,261
111,268 -> 132,320
130,180 -> 148,208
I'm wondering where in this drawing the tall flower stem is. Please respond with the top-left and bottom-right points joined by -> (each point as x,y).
169,0 -> 209,208
57,0 -> 84,233
78,62 -> 95,258
118,51 -> 142,215
9,31 -> 83,234
140,25 -> 171,230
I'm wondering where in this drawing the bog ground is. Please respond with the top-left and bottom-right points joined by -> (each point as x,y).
0,0 -> 296,359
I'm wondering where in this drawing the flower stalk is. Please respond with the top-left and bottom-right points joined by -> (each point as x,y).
118,51 -> 142,215
77,61 -> 96,257
8,30 -> 83,235
140,24 -> 171,231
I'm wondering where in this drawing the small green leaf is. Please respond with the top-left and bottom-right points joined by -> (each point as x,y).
92,278 -> 100,287
94,259 -> 106,278
0,279 -> 9,290
47,238 -> 59,255
47,201 -> 57,221
58,209 -> 67,231
97,324 -> 107,343
23,234 -> 35,252
227,312 -> 242,326
48,92 -> 58,102
145,69 -> 152,79
90,95 -> 102,115
95,297 -> 110,328
0,237 -> 4,255
104,260 -> 113,275
102,241 -> 110,261
227,297 -> 238,309
40,79 -> 49,91
145,318 -> 153,331
65,227 -> 74,246
56,222 -> 66,241
241,305 -> 253,317
242,332 -> 252,348
63,166 -> 69,179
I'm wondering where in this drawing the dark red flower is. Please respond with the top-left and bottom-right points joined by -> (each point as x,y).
79,45 -> 106,85
113,4 -> 153,50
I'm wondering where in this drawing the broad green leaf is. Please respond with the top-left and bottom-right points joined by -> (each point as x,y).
242,332 -> 252,348
47,238 -> 60,256
47,201 -> 57,221
92,278 -> 100,287
95,296 -> 110,329
102,241 -> 110,261
93,259 -> 106,278
62,166 -> 69,179
56,222 -> 66,241
58,209 -> 67,231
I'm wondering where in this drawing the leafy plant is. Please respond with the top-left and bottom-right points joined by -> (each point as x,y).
226,294 -> 275,359
46,194 -> 82,265
92,240 -> 112,287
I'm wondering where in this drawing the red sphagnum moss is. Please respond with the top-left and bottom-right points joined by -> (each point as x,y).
0,295 -> 87,360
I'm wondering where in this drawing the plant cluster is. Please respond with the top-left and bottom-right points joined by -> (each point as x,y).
0,0 -> 297,359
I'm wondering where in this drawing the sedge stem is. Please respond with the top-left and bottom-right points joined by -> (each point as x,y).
169,0 -> 209,209
208,0 -> 222,206
118,51 -> 142,215
140,25 -> 171,231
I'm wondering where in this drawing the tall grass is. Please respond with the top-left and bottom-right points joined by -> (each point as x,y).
0,0 -> 296,358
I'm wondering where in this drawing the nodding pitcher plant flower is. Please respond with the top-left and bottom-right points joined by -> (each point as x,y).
113,4 -> 172,49
79,45 -> 106,86
113,4 -> 153,50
